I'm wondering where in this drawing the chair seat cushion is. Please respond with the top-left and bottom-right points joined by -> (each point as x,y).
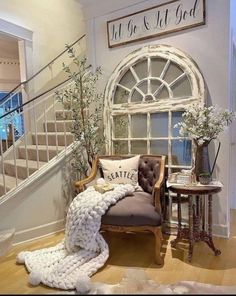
101,191 -> 162,227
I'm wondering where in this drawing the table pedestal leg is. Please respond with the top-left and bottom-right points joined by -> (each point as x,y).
171,193 -> 182,247
203,194 -> 221,256
188,195 -> 194,262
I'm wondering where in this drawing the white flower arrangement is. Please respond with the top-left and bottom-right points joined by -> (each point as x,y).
174,102 -> 236,146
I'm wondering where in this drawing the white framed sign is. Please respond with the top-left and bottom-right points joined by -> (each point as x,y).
107,0 -> 205,48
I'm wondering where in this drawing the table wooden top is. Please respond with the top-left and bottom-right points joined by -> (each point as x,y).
168,184 -> 222,195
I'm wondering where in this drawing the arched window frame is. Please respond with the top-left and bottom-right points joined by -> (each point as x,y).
104,45 -> 206,174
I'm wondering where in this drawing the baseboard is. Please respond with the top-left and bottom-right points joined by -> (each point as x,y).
12,219 -> 65,245
164,221 -> 230,238
212,223 -> 230,238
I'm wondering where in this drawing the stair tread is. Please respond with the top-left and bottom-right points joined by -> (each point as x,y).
34,132 -> 73,135
46,120 -> 73,123
4,159 -> 46,168
18,144 -> 65,150
0,174 -> 24,187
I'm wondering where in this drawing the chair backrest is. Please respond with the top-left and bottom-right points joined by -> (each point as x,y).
98,154 -> 165,194
138,155 -> 163,194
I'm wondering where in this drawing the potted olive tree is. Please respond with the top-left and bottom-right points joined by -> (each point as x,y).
56,45 -> 105,183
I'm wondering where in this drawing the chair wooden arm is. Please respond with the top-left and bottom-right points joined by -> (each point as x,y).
74,157 -> 99,192
153,155 -> 166,213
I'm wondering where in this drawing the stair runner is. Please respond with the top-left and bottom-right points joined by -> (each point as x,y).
0,110 -> 74,197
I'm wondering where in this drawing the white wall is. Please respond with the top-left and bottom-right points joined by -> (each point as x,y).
229,0 -> 236,211
81,0 -> 231,237
0,154 -> 75,244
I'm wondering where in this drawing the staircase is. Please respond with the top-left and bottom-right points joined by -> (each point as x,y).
0,103 -> 74,198
0,34 -> 86,244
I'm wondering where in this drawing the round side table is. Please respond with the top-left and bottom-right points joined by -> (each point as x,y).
168,184 -> 222,262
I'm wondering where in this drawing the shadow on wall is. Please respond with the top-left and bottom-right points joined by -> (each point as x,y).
0,228 -> 15,256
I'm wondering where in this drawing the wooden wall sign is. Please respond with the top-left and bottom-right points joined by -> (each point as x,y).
107,0 -> 205,48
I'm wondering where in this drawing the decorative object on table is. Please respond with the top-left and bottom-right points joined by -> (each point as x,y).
94,178 -> 114,194
168,170 -> 196,185
174,102 -> 236,181
198,172 -> 212,185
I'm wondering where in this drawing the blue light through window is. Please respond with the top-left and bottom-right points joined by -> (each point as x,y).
0,92 -> 24,140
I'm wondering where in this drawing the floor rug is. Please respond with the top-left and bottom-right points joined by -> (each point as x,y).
47,268 -> 236,294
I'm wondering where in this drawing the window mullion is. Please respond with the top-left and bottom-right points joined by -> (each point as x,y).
128,114 -> 131,154
147,57 -> 151,95
147,112 -> 150,154
168,110 -> 172,175
130,66 -> 140,83
111,115 -> 114,154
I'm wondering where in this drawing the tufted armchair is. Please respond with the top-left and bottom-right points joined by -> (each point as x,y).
75,154 -> 166,265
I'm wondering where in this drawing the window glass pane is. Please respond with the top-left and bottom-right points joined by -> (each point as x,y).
0,92 -> 24,140
163,62 -> 183,84
131,114 -> 147,138
137,80 -> 147,94
151,58 -> 167,78
157,86 -> 170,100
131,89 -> 143,102
119,69 -> 136,89
113,141 -> 128,154
133,59 -> 147,80
172,111 -> 184,137
113,86 -> 129,104
171,139 -> 192,166
150,140 -> 168,155
150,79 -> 161,94
113,115 -> 128,138
131,140 -> 147,154
150,112 -> 168,137
169,167 -> 182,174
0,107 -> 7,139
172,76 -> 192,98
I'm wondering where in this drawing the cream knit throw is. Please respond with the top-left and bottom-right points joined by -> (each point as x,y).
16,183 -> 134,292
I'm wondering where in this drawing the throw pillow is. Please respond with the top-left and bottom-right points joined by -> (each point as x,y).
99,155 -> 141,189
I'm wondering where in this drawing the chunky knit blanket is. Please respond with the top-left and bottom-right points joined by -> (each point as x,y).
16,183 -> 134,292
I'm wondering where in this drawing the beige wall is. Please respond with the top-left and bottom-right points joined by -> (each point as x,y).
0,58 -> 20,91
0,35 -> 20,91
0,0 -> 85,73
0,0 -> 85,243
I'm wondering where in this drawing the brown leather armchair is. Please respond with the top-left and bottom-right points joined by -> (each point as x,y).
75,154 -> 166,265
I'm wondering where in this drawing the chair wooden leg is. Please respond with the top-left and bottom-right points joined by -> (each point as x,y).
154,228 -> 163,265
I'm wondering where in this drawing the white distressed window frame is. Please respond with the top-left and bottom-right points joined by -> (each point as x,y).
104,45 -> 205,170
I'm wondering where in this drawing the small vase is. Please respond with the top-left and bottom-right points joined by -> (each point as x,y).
198,174 -> 212,185
194,141 -> 211,182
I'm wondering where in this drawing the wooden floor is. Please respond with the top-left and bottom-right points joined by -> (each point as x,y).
1,210 -> 236,294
